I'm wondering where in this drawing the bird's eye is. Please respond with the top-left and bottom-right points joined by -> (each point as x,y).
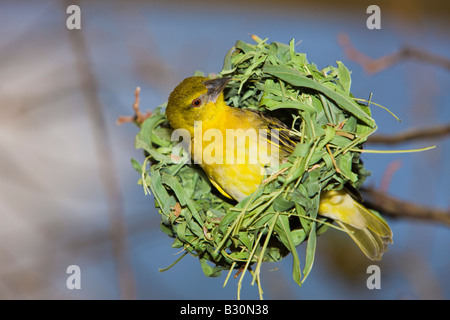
191,98 -> 202,107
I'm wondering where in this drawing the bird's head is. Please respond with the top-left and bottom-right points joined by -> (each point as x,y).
165,76 -> 231,134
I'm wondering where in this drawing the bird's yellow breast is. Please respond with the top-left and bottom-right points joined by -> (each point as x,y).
191,105 -> 277,201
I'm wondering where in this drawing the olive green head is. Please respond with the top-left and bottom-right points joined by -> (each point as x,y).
165,76 -> 231,133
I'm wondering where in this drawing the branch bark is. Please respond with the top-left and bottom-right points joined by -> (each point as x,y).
361,187 -> 450,226
367,123 -> 450,144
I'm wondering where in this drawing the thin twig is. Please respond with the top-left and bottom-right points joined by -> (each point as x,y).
117,86 -> 152,125
326,144 -> 341,174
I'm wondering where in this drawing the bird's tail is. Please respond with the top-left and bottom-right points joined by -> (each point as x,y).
318,189 -> 393,261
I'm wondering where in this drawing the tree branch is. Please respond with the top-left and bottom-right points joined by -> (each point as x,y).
64,0 -> 136,299
367,123 -> 450,144
338,33 -> 450,74
361,187 -> 450,226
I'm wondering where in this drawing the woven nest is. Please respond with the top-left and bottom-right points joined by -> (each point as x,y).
132,36 -> 377,297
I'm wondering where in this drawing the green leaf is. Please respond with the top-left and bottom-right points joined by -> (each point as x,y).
263,64 -> 375,127
273,196 -> 295,212
161,173 -> 204,231
266,100 -> 316,113
291,229 -> 307,247
148,168 -> 171,214
274,214 -> 302,286
337,61 -> 351,94
135,112 -> 172,162
130,158 -> 142,174
222,45 -> 236,72
302,222 -> 316,283
199,257 -> 223,277
336,152 -> 358,182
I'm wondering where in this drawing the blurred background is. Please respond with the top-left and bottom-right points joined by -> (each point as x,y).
0,0 -> 449,299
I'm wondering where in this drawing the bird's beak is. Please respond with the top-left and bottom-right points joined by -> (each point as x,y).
203,77 -> 232,103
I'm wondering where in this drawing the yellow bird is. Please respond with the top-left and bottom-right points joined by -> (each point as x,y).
165,76 -> 393,260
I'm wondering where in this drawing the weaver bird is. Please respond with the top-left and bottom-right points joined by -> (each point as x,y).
165,76 -> 392,260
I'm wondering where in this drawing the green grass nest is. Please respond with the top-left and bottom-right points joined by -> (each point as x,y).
132,36 -> 380,298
